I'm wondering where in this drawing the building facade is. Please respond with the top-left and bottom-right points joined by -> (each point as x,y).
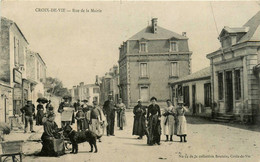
171,67 -> 211,117
119,18 -> 192,108
71,82 -> 100,105
0,17 -> 29,122
99,65 -> 120,106
26,49 -> 47,106
0,17 -> 47,125
206,11 -> 260,123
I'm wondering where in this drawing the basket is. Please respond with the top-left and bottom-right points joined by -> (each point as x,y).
0,140 -> 23,155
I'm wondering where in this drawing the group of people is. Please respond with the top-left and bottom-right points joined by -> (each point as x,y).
132,96 -> 188,145
20,99 -> 53,133
38,94 -> 127,156
22,94 -> 188,156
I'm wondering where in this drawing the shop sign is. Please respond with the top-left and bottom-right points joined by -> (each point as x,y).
13,88 -> 22,100
13,69 -> 22,84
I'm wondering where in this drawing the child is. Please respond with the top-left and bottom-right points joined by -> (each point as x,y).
75,108 -> 85,131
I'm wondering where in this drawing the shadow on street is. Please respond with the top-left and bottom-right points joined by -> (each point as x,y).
186,116 -> 260,133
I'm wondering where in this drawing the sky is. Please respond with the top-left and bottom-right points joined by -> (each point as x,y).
1,1 -> 259,88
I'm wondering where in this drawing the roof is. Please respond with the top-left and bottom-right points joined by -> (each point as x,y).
1,17 -> 29,44
128,25 -> 187,40
172,67 -> 211,84
238,11 -> 260,43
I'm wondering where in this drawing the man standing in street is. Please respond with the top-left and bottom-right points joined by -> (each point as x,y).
58,96 -> 75,127
73,99 -> 81,112
90,100 -> 102,142
20,100 -> 36,133
103,94 -> 116,136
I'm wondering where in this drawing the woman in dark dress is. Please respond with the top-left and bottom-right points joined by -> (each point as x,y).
36,101 -> 44,125
147,97 -> 161,145
39,113 -> 64,156
132,99 -> 147,139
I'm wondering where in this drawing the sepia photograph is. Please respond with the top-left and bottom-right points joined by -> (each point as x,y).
0,1 -> 260,162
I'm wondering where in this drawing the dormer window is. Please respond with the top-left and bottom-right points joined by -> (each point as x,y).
139,38 -> 148,53
170,41 -> 178,52
219,26 -> 248,48
140,43 -> 146,52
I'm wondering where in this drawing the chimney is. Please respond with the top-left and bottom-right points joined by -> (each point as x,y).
95,75 -> 99,85
182,32 -> 187,37
151,18 -> 158,34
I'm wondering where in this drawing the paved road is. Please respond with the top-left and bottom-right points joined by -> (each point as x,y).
19,108 -> 260,162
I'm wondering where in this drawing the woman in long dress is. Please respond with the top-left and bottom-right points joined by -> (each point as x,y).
36,101 -> 44,125
116,98 -> 126,130
132,99 -> 147,139
39,113 -> 64,156
82,100 -> 90,130
147,97 -> 161,145
176,99 -> 188,142
162,99 -> 177,142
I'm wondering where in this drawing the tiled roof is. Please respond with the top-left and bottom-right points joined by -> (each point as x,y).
172,67 -> 211,84
238,11 -> 260,43
128,26 -> 187,40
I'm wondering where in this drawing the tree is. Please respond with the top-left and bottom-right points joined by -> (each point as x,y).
44,77 -> 70,97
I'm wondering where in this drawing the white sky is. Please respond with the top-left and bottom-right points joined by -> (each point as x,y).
1,1 -> 259,88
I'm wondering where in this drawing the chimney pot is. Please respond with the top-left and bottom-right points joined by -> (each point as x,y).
151,18 -> 158,34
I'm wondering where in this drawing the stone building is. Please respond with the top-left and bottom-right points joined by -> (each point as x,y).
170,67 -> 211,117
206,11 -> 260,123
26,49 -> 47,105
71,82 -> 100,105
99,65 -> 120,105
118,18 -> 192,108
0,17 -> 47,124
0,17 -> 29,121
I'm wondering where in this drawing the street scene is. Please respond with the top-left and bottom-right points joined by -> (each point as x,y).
0,1 -> 260,162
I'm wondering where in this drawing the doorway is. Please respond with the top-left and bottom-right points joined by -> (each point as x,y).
225,71 -> 233,113
140,86 -> 149,102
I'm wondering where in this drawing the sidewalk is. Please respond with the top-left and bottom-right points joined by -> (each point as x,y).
4,124 -> 43,142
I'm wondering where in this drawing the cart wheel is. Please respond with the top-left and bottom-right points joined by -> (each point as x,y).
3,155 -> 20,162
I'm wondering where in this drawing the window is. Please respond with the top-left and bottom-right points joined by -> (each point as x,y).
218,72 -> 223,100
183,86 -> 190,107
140,63 -> 148,77
170,41 -> 178,52
204,83 -> 211,107
14,37 -> 19,65
171,62 -> 178,77
139,43 -> 147,52
37,61 -> 40,80
93,88 -> 100,93
235,69 -> 241,100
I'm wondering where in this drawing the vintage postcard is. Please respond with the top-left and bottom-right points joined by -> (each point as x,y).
0,1 -> 260,162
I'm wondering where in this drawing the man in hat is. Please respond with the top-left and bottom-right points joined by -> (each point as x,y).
58,96 -> 75,127
73,99 -> 81,112
103,94 -> 116,136
20,100 -> 36,133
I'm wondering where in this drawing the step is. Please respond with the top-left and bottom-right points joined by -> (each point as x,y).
216,116 -> 234,120
211,119 -> 231,123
